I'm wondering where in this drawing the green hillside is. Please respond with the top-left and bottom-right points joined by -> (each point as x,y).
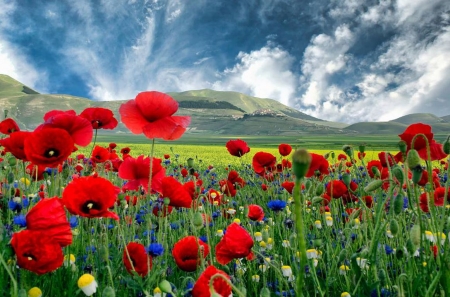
390,113 -> 446,125
344,122 -> 408,134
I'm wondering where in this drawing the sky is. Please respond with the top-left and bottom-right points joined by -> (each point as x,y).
0,0 -> 449,124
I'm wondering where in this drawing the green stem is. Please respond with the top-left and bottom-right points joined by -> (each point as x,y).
293,178 -> 307,297
147,138 -> 155,198
0,253 -> 18,297
88,129 -> 98,160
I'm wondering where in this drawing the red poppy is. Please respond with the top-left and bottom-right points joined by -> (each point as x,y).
282,181 -> 295,194
413,169 -> 441,188
305,153 -> 329,178
0,131 -> 32,160
164,154 -> 170,159
119,91 -> 190,140
62,176 -> 120,220
172,236 -> 209,272
215,223 -> 254,265
252,152 -> 276,176
219,179 -> 237,197
109,142 -> 117,150
227,170 -> 245,188
338,154 -> 347,160
378,152 -> 395,168
24,128 -> 74,168
121,147 -> 131,155
11,230 -> 64,275
325,180 -> 348,198
395,123 -> 447,161
358,152 -> 366,160
278,143 -> 292,156
26,163 -> 47,181
123,242 -> 152,277
118,156 -> 165,193
362,195 -> 373,208
181,168 -> 189,177
152,203 -> 173,217
26,198 -> 72,247
192,265 -> 232,297
206,189 -> 224,205
261,184 -> 268,191
247,204 -> 264,221
0,118 -> 20,134
161,176 -> 192,208
38,110 -> 93,147
183,181 -> 203,200
225,139 -> 250,157
366,160 -> 382,178
79,107 -> 118,130
91,145 -> 110,163
282,159 -> 292,169
419,187 -> 447,212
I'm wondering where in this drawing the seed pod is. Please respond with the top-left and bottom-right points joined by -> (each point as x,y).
406,149 -> 421,170
410,166 -> 423,185
311,196 -> 324,205
398,140 -> 407,154
364,180 -> 383,192
305,179 -> 312,190
342,173 -> 352,187
158,280 -> 173,294
102,286 -> 116,297
390,219 -> 399,236
393,194 -> 404,215
292,149 -> 312,181
193,212 -> 204,228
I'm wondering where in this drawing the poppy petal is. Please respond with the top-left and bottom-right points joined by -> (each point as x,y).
119,100 -> 149,134
135,91 -> 179,120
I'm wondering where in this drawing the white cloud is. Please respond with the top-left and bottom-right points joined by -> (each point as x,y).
213,45 -> 297,106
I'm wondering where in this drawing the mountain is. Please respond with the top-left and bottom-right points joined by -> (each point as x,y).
0,75 -> 350,135
344,113 -> 450,135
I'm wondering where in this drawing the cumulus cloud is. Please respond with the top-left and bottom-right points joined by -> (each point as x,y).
213,45 -> 297,106
296,0 -> 450,123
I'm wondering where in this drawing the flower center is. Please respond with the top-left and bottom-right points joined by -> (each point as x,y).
44,149 -> 59,158
81,201 -> 101,214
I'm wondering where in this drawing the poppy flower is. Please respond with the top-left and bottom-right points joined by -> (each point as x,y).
338,154 -> 347,160
79,107 -> 118,130
183,181 -> 203,200
172,236 -> 209,272
121,147 -> 131,155
282,181 -> 295,194
247,204 -> 264,221
123,242 -> 152,277
26,198 -> 72,247
219,179 -> 237,197
282,159 -> 292,169
0,118 -> 20,134
91,145 -> 110,163
118,156 -> 165,193
325,180 -> 348,198
26,163 -> 47,181
38,110 -> 93,147
278,143 -> 292,156
395,123 -> 447,161
24,128 -> 74,168
366,160 -> 382,178
419,189 -> 446,213
225,139 -> 250,157
206,189 -> 224,205
252,152 -> 276,176
215,223 -> 254,265
181,168 -> 189,177
160,176 -> 192,208
305,153 -> 329,178
0,131 -> 32,161
11,230 -> 64,275
358,152 -> 366,160
192,265 -> 232,297
378,152 -> 395,167
62,176 -> 120,220
227,170 -> 245,188
119,91 -> 190,140
152,203 -> 173,217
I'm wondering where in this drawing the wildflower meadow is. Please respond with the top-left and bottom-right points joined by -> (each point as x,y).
1,91 -> 450,297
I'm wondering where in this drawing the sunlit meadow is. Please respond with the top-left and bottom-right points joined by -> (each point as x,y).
1,96 -> 450,297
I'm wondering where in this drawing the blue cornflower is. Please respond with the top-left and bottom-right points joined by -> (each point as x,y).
267,200 -> 287,211
69,216 -> 79,228
8,199 -> 22,212
13,215 -> 27,227
147,243 -> 164,257
199,235 -> 208,243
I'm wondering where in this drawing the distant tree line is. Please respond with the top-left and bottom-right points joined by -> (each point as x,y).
178,100 -> 245,112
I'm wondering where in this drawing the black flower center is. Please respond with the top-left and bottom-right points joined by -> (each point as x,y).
81,200 -> 101,214
23,253 -> 37,261
44,149 -> 59,158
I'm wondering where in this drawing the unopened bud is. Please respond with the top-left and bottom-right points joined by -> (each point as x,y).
359,144 -> 366,153
364,180 -> 383,192
444,137 -> 450,154
406,149 -> 421,170
315,184 -> 324,196
342,173 -> 351,187
410,225 -> 421,246
102,286 -> 116,297
342,145 -> 353,159
193,212 -> 204,228
410,166 -> 423,185
390,219 -> 399,236
158,280 -> 173,294
398,140 -> 407,154
391,165 -> 404,185
292,149 -> 312,181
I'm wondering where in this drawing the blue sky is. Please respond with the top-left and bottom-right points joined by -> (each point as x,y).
1,0 -> 449,123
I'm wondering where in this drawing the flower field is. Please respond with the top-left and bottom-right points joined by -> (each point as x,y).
1,92 -> 450,297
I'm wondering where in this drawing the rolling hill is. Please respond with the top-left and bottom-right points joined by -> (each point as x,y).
0,74 -> 350,135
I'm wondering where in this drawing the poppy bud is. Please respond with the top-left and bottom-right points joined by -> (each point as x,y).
314,238 -> 323,247
331,152 -> 335,159
315,184 -> 324,196
378,269 -> 387,283
390,219 -> 399,236
187,158 -> 194,168
342,173 -> 351,187
193,212 -> 204,228
410,225 -> 421,246
410,166 -> 423,185
406,239 -> 416,255
8,157 -> 16,166
406,149 -> 421,170
359,144 -> 366,153
342,145 -> 353,159
292,149 -> 312,181
163,198 -> 171,206
444,137 -> 450,154
371,166 -> 380,178
158,280 -> 173,294
323,153 -> 330,159
102,286 -> 116,297
364,180 -> 383,192
393,194 -> 404,215
311,196 -> 324,204
305,179 -> 312,190
398,140 -> 407,154
391,165 -> 404,185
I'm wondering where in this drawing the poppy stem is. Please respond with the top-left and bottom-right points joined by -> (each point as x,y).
147,138 -> 155,198
293,178 -> 306,297
88,129 -> 98,161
